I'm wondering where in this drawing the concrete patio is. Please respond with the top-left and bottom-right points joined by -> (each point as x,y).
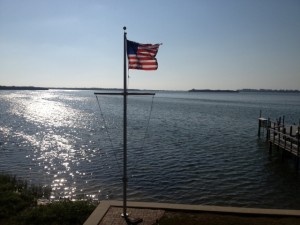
84,200 -> 300,225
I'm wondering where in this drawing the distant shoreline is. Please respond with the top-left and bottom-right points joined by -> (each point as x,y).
0,86 -> 48,90
188,88 -> 300,93
189,89 -> 239,93
0,86 -> 299,93
238,88 -> 300,93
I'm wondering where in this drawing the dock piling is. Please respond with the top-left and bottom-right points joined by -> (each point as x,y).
258,114 -> 268,138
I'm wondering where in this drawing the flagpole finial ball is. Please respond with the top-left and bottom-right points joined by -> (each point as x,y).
123,26 -> 126,31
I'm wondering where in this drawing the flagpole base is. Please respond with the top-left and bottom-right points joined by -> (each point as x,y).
121,213 -> 129,217
121,213 -> 143,225
124,216 -> 143,225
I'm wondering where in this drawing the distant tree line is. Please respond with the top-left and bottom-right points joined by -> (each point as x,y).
0,86 -> 48,90
239,89 -> 300,93
1,85 -> 299,93
189,88 -> 299,93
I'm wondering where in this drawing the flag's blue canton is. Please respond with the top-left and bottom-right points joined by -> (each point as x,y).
127,41 -> 138,55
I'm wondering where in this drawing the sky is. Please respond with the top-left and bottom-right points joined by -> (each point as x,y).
0,0 -> 299,91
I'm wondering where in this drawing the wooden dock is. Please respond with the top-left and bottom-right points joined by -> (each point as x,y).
258,117 -> 300,167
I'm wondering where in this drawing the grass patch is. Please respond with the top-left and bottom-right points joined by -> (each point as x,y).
0,173 -> 96,225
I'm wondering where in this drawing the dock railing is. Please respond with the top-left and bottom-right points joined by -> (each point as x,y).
258,117 -> 300,166
268,122 -> 299,157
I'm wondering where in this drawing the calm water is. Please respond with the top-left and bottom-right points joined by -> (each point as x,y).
0,90 -> 300,209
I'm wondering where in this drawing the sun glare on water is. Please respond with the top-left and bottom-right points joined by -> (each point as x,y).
4,91 -> 96,200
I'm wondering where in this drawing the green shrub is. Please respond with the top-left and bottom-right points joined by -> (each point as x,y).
0,174 -> 96,225
17,201 -> 96,225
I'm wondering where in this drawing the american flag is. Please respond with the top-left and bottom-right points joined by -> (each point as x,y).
127,40 -> 161,70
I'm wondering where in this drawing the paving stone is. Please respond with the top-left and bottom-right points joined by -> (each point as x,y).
99,207 -> 165,225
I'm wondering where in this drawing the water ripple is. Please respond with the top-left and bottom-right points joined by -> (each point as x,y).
0,91 -> 300,209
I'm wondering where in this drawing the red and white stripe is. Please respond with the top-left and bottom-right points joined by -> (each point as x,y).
128,44 -> 161,70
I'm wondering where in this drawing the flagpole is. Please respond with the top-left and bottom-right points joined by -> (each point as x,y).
94,26 -> 157,224
122,26 -> 128,218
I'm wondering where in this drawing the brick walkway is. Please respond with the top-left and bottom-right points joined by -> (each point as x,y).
99,207 -> 165,225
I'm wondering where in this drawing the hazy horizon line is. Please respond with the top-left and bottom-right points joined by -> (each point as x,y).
1,85 -> 300,92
